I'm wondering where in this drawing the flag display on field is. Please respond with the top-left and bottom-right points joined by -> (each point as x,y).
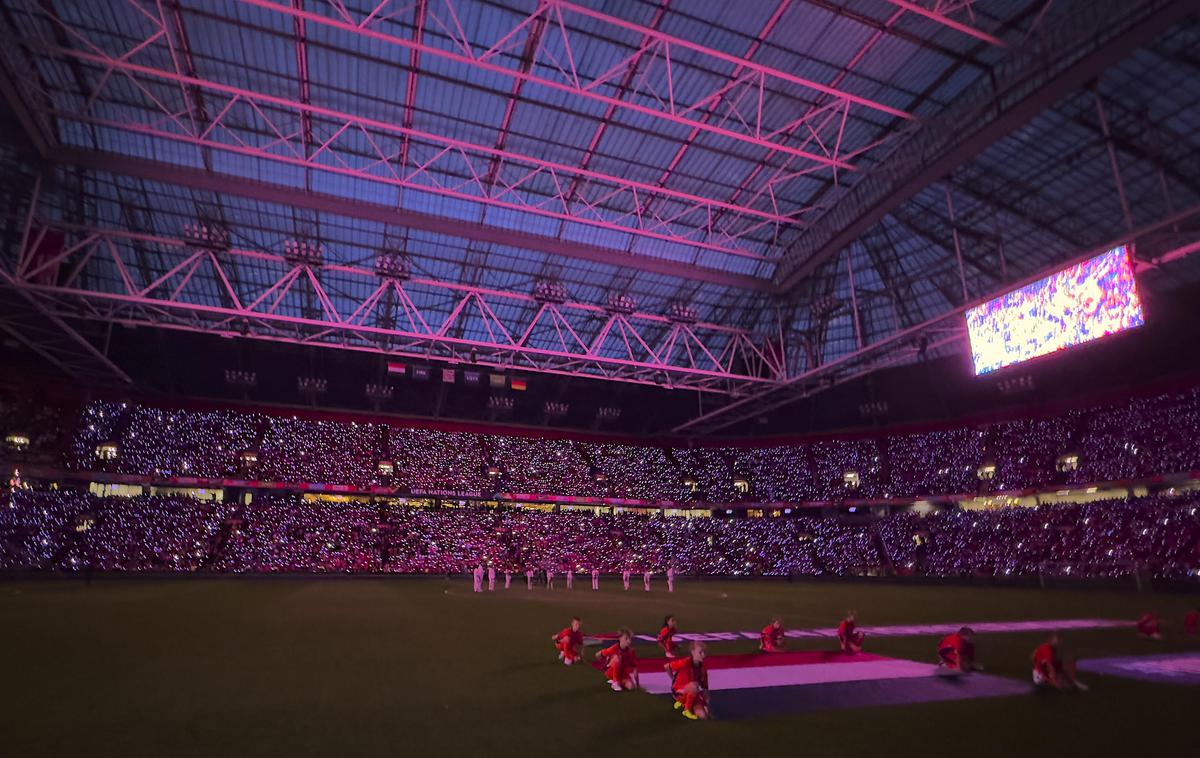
386,361 -> 405,375
594,651 -> 1030,719
511,378 -> 527,391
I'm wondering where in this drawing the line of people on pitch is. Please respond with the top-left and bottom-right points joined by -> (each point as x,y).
471,564 -> 678,592
548,609 -> 1199,721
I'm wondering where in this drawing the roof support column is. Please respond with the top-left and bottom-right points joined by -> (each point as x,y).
944,185 -> 968,302
1093,85 -> 1135,234
846,246 -> 863,350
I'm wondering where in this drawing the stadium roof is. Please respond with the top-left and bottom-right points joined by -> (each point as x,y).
0,0 -> 1198,432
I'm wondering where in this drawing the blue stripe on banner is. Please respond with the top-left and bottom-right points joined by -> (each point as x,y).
685,673 -> 1031,719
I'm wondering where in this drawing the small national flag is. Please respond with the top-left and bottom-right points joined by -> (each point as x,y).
386,361 -> 406,376
442,368 -> 456,383
511,377 -> 527,391
489,373 -> 506,388
412,366 -> 431,381
463,370 -> 482,386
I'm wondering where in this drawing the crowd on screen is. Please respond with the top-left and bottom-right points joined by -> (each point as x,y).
40,384 -> 1200,503
4,489 -> 1198,579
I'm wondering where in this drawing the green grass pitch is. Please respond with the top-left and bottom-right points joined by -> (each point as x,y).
2,578 -> 1198,757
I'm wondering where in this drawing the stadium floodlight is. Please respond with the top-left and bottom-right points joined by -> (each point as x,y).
667,302 -> 699,323
365,383 -> 394,401
544,401 -> 569,418
94,442 -> 119,461
596,406 -> 621,422
997,375 -> 1035,395
224,369 -> 258,388
297,377 -> 328,394
181,221 -> 231,252
857,401 -> 888,418
487,395 -> 514,412
374,249 -> 411,281
284,239 -> 324,267
605,293 -> 637,314
533,279 -> 570,304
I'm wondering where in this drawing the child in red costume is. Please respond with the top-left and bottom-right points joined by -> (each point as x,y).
597,628 -> 638,691
837,611 -> 865,654
657,614 -> 679,658
1031,633 -> 1087,692
1136,612 -> 1162,639
938,626 -> 981,672
666,641 -> 711,720
553,616 -> 583,665
760,616 -> 786,653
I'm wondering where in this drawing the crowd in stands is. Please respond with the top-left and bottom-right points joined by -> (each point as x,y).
4,488 -> 1198,580
259,419 -> 384,487
67,401 -> 266,478
0,491 -> 230,571
481,435 -> 603,497
878,495 -> 1200,579
389,428 -> 489,492
10,382 -> 1200,503
0,388 -> 61,456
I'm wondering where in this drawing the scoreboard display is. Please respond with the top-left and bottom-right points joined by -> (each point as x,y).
966,245 -> 1144,375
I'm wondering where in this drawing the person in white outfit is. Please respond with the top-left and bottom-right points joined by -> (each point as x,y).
591,568 -> 600,590
487,565 -> 496,591
472,564 -> 483,593
525,568 -> 534,590
643,570 -> 652,592
566,568 -> 574,590
546,568 -> 555,589
622,569 -> 631,590
667,566 -> 676,593
504,569 -> 512,589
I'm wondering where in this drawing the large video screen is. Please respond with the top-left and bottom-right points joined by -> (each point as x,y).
966,245 -> 1144,375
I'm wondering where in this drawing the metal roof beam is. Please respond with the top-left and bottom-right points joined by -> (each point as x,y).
53,149 -> 773,293
228,0 -> 911,168
881,1 -> 1009,47
5,219 -> 786,394
775,0 -> 1196,292
18,37 -> 790,263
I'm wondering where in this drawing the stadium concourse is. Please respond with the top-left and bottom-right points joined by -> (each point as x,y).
4,0 -> 1200,755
